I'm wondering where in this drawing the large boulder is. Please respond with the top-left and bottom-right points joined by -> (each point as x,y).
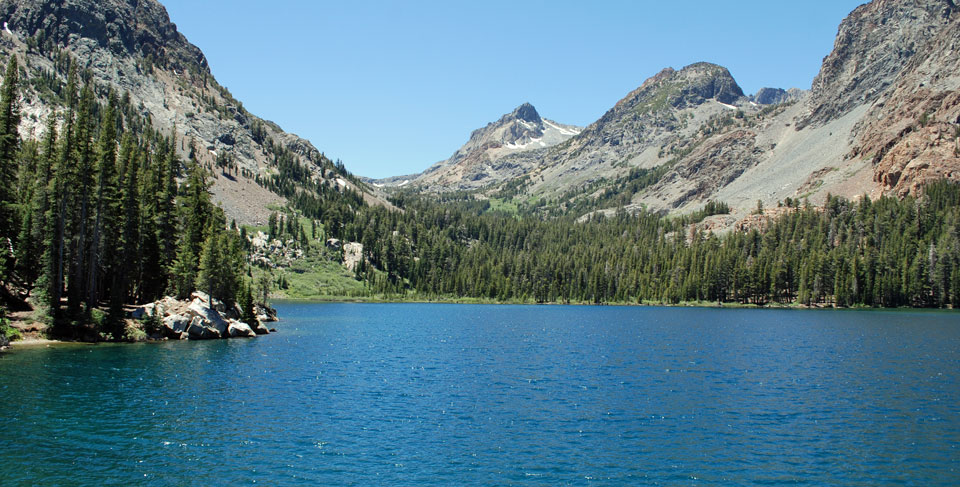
188,298 -> 229,336
227,320 -> 256,338
186,316 -> 220,340
251,320 -> 270,335
131,303 -> 157,320
191,291 -> 227,313
161,314 -> 190,339
224,303 -> 243,321
255,304 -> 279,322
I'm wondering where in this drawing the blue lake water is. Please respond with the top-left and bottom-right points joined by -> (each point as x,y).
1,303 -> 959,485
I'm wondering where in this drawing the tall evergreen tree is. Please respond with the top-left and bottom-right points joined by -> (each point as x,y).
17,114 -> 57,290
44,65 -> 79,314
0,56 -> 21,279
87,96 -> 118,310
117,133 -> 141,304
66,81 -> 96,314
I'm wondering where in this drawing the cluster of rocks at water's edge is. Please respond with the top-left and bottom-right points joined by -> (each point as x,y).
131,291 -> 278,341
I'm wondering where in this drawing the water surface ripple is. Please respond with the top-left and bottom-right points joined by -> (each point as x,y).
2,304 -> 959,485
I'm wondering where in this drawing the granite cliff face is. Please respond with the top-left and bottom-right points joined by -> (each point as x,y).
0,0 -> 382,224
800,0 -> 956,129
752,88 -> 805,106
0,0 -> 206,72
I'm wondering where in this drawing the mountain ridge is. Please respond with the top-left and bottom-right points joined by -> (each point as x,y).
375,0 -> 960,222
0,0 -> 388,225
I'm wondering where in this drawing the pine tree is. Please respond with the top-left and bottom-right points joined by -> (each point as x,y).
0,57 -> 20,279
116,133 -> 141,304
18,114 -> 57,290
238,281 -> 256,326
156,129 -> 179,269
169,160 -> 216,299
45,66 -> 79,314
66,82 -> 96,314
87,95 -> 118,310
196,225 -> 242,307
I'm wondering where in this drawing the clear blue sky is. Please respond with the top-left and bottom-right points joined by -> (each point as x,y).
160,0 -> 865,179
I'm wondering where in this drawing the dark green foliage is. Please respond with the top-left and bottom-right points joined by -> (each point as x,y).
140,306 -> 162,336
0,57 -> 21,268
238,282 -> 257,327
0,306 -> 20,343
556,164 -> 673,217
195,226 -> 243,307
2,56 -> 252,339
324,181 -> 960,308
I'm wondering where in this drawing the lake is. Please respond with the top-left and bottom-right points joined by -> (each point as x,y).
1,303 -> 959,485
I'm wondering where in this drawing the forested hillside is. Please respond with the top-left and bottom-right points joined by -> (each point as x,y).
0,57 -> 258,341
272,159 -> 960,308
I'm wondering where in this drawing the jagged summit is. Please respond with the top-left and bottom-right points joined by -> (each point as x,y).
609,62 -> 744,119
370,103 -> 581,190
507,102 -> 542,124
0,0 -> 207,73
672,62 -> 744,106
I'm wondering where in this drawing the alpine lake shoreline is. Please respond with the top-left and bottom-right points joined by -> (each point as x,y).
5,294 -> 954,352
1,290 -> 279,352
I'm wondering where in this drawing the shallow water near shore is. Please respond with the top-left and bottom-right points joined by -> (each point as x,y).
2,303 -> 959,485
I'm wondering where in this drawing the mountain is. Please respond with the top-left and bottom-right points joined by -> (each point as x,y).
520,62 -> 756,203
0,0 -> 384,225
799,0 -> 956,129
380,0 -> 960,221
846,0 -> 960,196
751,88 -> 805,106
370,103 -> 581,192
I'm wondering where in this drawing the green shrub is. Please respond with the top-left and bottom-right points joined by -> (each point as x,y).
141,308 -> 163,336
123,323 -> 147,342
0,308 -> 21,342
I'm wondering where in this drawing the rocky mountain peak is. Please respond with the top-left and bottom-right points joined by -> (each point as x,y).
799,0 -> 957,128
0,0 -> 208,73
674,62 -> 744,105
393,103 -> 581,191
754,88 -> 785,105
507,102 -> 542,124
611,62 -> 744,116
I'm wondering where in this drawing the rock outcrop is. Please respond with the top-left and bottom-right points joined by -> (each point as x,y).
850,5 -> 960,195
799,0 -> 957,129
752,88 -> 805,106
248,231 -> 304,269
133,291 -> 273,341
343,242 -> 364,272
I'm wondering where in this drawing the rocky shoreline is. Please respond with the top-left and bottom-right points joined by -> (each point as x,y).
1,292 -> 278,351
133,291 -> 278,340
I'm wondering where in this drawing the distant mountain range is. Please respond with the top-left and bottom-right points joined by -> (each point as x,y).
372,0 -> 960,219
2,0 -> 957,225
